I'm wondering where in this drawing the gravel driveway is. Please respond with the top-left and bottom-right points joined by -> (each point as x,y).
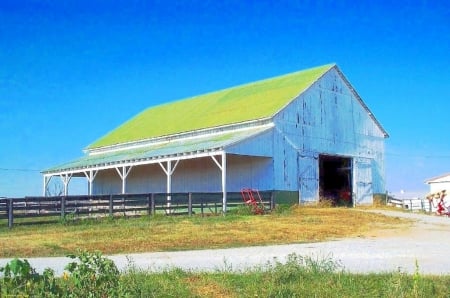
1,209 -> 449,275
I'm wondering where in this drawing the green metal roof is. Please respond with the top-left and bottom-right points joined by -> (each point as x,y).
88,64 -> 335,149
44,126 -> 272,174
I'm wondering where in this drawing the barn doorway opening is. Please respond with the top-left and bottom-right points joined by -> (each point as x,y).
319,155 -> 353,206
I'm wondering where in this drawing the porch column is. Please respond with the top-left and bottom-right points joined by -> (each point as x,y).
83,170 -> 98,195
211,152 -> 227,213
59,173 -> 73,196
159,160 -> 180,207
115,166 -> 133,194
43,175 -> 52,197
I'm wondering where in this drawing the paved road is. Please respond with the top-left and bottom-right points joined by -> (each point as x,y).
1,210 -> 449,275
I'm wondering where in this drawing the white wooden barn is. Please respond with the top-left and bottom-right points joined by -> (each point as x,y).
425,173 -> 450,194
43,64 -> 388,208
423,174 -> 450,213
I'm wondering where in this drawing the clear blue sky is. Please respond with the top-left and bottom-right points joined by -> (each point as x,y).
1,1 -> 449,197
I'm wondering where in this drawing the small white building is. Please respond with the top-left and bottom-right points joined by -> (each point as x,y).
425,173 -> 450,194
425,173 -> 450,213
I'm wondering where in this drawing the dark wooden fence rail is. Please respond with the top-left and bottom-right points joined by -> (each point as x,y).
0,191 -> 273,228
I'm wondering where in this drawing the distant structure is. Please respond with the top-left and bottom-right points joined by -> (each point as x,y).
42,64 -> 388,208
425,173 -> 450,194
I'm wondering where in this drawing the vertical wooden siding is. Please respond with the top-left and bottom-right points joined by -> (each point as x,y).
92,155 -> 273,194
273,68 -> 386,203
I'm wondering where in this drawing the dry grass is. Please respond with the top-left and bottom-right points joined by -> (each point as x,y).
0,207 -> 409,258
185,275 -> 236,298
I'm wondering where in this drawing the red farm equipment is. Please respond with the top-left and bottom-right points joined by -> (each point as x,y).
241,188 -> 266,214
426,190 -> 450,217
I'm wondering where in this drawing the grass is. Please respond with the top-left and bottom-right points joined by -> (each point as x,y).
2,251 -> 448,297
1,207 -> 448,297
118,254 -> 450,297
0,206 -> 408,258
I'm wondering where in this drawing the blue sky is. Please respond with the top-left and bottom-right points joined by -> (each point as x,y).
1,1 -> 449,197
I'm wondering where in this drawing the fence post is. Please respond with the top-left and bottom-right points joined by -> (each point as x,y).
122,196 -> 126,217
188,193 -> 192,216
270,191 -> 275,211
201,199 -> 204,217
8,199 -> 13,229
151,193 -> 155,215
61,196 -> 66,219
109,195 -> 113,217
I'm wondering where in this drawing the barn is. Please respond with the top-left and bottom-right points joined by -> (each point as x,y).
425,173 -> 450,194
42,64 -> 388,208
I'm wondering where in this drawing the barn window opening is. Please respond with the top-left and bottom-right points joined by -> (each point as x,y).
319,155 -> 352,206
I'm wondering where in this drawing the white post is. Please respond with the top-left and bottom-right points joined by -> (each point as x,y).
167,161 -> 172,195
84,170 -> 98,195
222,152 -> 227,214
211,153 -> 227,214
115,166 -> 133,194
60,173 -> 72,196
43,175 -> 51,197
159,160 -> 180,209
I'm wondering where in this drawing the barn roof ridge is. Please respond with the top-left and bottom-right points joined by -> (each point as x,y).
87,63 -> 336,150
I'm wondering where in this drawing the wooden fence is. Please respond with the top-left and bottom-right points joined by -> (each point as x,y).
0,191 -> 274,228
387,197 -> 432,212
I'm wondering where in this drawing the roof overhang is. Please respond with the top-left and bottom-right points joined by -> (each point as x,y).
43,124 -> 274,177
425,173 -> 450,184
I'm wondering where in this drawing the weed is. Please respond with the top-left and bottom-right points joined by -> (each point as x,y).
64,250 -> 123,297
272,203 -> 293,215
0,258 -> 62,296
228,204 -> 253,215
1,252 -> 449,297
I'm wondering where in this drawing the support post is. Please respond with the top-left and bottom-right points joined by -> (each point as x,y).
59,173 -> 72,196
222,152 -> 227,214
115,166 -> 133,194
84,170 -> 98,195
43,175 -> 51,197
211,152 -> 227,214
159,160 -> 180,210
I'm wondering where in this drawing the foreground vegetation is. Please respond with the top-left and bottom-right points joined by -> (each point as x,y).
0,206 -> 408,257
1,251 -> 449,297
1,206 -> 448,297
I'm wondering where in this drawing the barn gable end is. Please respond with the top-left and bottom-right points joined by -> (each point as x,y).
272,67 -> 386,203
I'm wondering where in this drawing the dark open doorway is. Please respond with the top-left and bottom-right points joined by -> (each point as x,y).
319,155 -> 353,206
